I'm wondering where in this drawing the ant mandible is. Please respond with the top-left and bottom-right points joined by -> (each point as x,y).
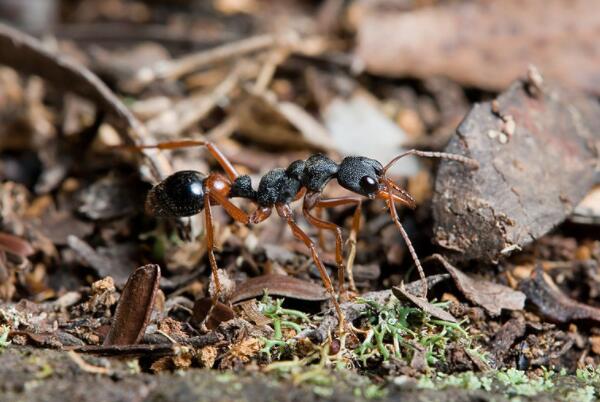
132,139 -> 478,330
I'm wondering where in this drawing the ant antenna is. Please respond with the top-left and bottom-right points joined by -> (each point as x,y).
382,149 -> 479,175
381,149 -> 479,298
384,181 -> 428,297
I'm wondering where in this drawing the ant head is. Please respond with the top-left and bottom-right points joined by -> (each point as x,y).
146,171 -> 206,217
336,156 -> 384,198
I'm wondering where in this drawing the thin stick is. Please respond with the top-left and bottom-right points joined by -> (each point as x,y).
135,34 -> 277,85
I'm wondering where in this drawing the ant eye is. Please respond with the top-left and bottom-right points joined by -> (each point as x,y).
359,176 -> 379,194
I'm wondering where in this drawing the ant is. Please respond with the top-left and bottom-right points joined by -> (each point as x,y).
130,139 -> 478,330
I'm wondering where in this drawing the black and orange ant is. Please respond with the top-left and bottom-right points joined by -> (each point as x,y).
130,140 -> 478,329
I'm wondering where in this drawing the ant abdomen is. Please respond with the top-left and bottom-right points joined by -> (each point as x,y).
145,170 -> 206,217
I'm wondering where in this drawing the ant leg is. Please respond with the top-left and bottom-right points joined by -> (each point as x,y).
382,182 -> 428,298
202,175 -> 251,306
204,195 -> 222,304
308,196 -> 363,294
382,149 -> 479,174
205,175 -> 250,224
123,139 -> 240,181
315,207 -> 327,251
276,204 -> 345,333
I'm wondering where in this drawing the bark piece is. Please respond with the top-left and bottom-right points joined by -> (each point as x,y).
356,0 -> 600,94
432,79 -> 599,263
490,316 -> 526,362
432,254 -> 525,316
520,266 -> 600,323
104,264 -> 161,346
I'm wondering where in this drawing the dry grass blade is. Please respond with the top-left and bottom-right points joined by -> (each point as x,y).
231,274 -> 328,304
104,264 -> 161,346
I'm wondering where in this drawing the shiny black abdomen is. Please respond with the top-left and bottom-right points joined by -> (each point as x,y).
145,170 -> 207,217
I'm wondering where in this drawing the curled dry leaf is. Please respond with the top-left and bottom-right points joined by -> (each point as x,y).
433,78 -> 599,263
230,274 -> 328,304
392,284 -> 458,323
356,0 -> 600,94
519,266 -> 600,323
431,254 -> 525,316
104,264 -> 161,346
191,297 -> 235,331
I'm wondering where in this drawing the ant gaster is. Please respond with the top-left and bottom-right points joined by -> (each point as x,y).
136,140 -> 478,330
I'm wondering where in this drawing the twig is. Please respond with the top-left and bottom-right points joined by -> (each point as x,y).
67,351 -> 111,375
135,33 -> 282,85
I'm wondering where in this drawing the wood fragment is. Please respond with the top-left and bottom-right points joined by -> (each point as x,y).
103,264 -> 161,346
433,78 -> 599,263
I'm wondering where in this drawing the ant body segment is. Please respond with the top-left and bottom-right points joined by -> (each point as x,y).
135,140 -> 478,330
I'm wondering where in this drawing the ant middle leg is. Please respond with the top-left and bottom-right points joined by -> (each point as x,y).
303,193 -> 363,296
276,204 -> 345,332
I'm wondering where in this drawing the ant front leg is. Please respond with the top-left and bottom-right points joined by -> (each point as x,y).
124,139 -> 240,182
303,192 -> 363,296
203,174 -> 251,304
276,204 -> 345,333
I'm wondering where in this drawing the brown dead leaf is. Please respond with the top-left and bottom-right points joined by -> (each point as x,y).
357,0 -> 600,94
231,274 -> 328,303
104,264 -> 160,346
0,231 -> 34,256
392,284 -> 457,323
431,254 -> 525,316
519,266 -> 600,323
191,297 -> 235,331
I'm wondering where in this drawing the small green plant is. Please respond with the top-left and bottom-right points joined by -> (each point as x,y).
496,368 -> 554,397
258,294 -> 309,358
352,298 -> 477,368
0,325 -> 10,350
